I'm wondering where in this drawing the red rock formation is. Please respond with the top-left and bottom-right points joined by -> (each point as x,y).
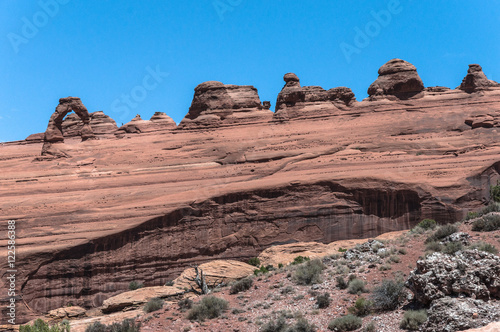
115,112 -> 176,135
178,81 -> 273,128
459,64 -> 500,93
1,63 -> 500,323
367,59 -> 424,99
62,111 -> 118,137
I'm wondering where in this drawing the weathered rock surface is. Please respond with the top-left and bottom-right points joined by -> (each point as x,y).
367,59 -> 425,99
465,111 -> 500,129
48,306 -> 87,319
1,65 -> 500,324
464,321 -> 500,331
459,64 -> 500,93
178,81 -> 272,128
115,113 -> 176,135
62,111 -> 118,137
101,286 -> 184,313
440,232 -> 472,245
274,73 -> 356,120
406,250 -> 500,305
423,297 -> 500,332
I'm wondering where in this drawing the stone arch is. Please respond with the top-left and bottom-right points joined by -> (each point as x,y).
43,97 -> 94,143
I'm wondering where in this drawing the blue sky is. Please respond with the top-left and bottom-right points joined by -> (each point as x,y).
1,0 -> 499,142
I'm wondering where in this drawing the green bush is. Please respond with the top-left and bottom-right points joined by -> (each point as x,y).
363,321 -> 376,332
288,318 -> 317,332
85,319 -> 140,332
178,298 -> 193,312
254,265 -> 270,276
292,259 -> 324,285
442,241 -> 463,255
291,256 -> 311,265
472,214 -> 500,232
425,241 -> 442,253
491,183 -> 500,203
143,297 -> 164,313
400,310 -> 428,330
426,224 -> 458,243
348,297 -> 372,316
371,279 -> 406,311
472,202 -> 500,219
469,241 -> 499,254
316,293 -> 330,309
248,257 -> 261,267
230,277 -> 253,294
336,276 -> 348,289
21,319 -> 70,332
347,278 -> 366,294
187,296 -> 229,321
128,281 -> 144,290
261,316 -> 288,332
417,219 -> 437,230
328,315 -> 362,331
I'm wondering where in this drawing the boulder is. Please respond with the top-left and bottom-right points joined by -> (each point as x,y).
458,64 -> 500,93
101,286 -> 184,313
367,59 -> 424,98
178,81 -> 272,129
47,306 -> 86,319
406,250 -> 500,305
422,297 -> 500,332
440,232 -> 471,245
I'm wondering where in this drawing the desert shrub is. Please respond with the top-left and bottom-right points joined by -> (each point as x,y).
465,211 -> 479,221
278,263 -> 284,269
288,317 -> 316,332
475,202 -> 500,218
85,319 -> 140,332
398,248 -> 407,255
469,241 -> 499,254
347,278 -> 366,294
336,276 -> 348,289
348,297 -> 372,316
472,214 -> 500,232
426,224 -> 458,243
328,315 -> 362,331
389,255 -> 400,263
338,247 -> 348,252
292,259 -> 324,285
143,297 -> 164,313
254,265 -> 270,276
378,264 -> 392,271
442,241 -> 463,255
371,279 -> 406,311
248,257 -> 261,267
261,316 -> 288,332
21,319 -> 70,332
315,293 -> 330,309
491,183 -> 500,202
425,241 -> 442,253
363,321 -> 376,332
417,219 -> 437,230
187,296 -> 228,321
291,256 -> 311,265
230,277 -> 253,294
128,281 -> 143,290
178,298 -> 193,311
400,310 -> 428,330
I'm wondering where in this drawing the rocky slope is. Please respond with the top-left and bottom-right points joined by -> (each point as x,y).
1,59 -> 500,324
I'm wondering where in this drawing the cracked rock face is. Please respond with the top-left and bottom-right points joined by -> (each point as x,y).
367,59 -> 424,98
422,297 -> 500,332
406,250 -> 500,305
458,64 -> 500,93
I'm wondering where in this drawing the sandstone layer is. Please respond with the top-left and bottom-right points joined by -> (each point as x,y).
115,112 -> 176,135
1,62 -> 500,324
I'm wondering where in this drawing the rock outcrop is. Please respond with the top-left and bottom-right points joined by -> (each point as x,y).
422,297 -> 500,332
178,81 -> 272,128
62,111 -> 117,137
115,113 -> 176,135
458,64 -> 500,93
41,97 -> 94,158
465,111 -> 500,129
367,59 -> 425,99
274,73 -> 355,120
406,250 -> 500,305
101,286 -> 184,313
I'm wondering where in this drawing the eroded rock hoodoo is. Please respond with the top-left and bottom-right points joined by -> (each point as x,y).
458,64 -> 500,93
274,73 -> 355,120
178,81 -> 273,128
41,97 -> 94,157
367,59 -> 424,99
115,112 -> 176,134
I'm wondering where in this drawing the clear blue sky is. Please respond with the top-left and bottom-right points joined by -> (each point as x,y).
1,1 -> 499,142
